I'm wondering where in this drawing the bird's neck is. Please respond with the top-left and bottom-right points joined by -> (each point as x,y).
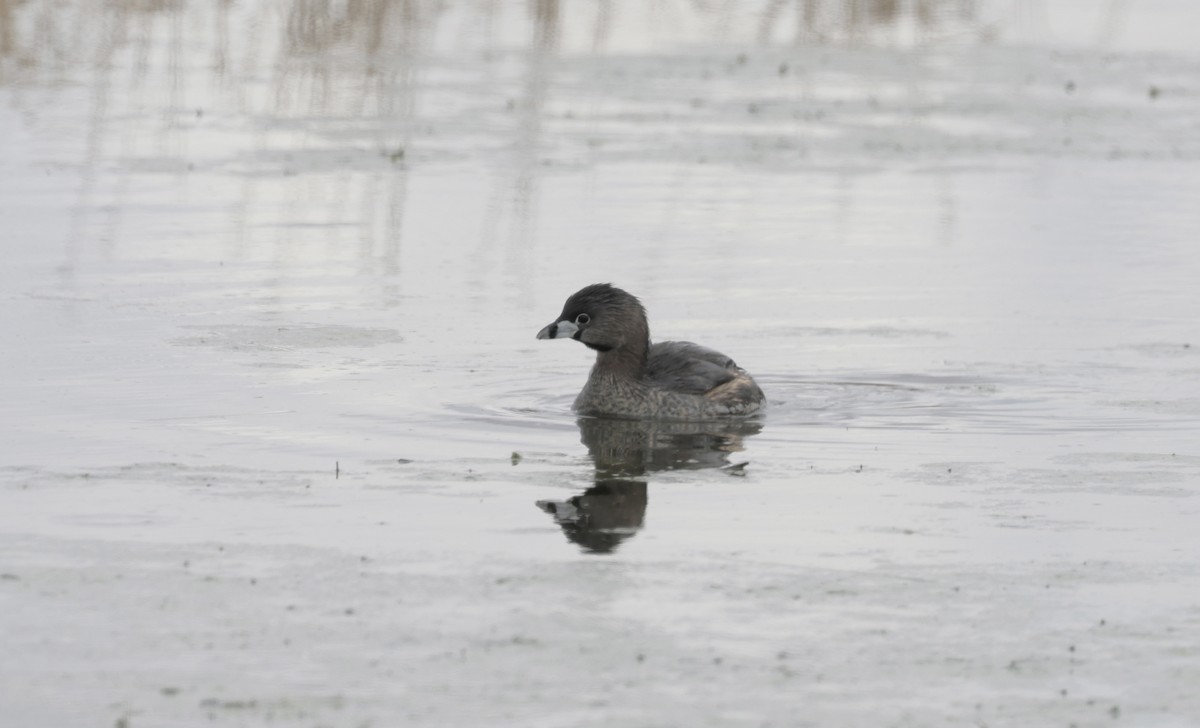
593,333 -> 649,381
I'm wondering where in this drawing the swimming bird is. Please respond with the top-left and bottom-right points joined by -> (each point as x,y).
536,284 -> 765,420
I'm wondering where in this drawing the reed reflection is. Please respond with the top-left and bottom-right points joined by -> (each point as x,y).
537,417 -> 762,554
0,0 -> 997,283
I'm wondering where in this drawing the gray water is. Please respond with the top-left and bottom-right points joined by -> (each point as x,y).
2,1 -> 1200,726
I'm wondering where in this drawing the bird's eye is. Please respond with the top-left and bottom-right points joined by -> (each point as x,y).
575,313 -> 590,325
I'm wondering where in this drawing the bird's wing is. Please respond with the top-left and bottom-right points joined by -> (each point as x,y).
645,341 -> 740,395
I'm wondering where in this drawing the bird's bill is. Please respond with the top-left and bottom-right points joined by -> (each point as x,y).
536,320 -> 579,340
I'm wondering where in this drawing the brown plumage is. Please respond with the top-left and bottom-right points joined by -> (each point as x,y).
536,284 -> 765,420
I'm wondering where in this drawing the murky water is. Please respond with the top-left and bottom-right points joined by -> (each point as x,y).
3,1 -> 1200,726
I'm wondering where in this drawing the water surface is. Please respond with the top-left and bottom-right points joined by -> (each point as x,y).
2,2 -> 1199,726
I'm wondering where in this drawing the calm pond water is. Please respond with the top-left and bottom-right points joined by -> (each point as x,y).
2,1 -> 1199,726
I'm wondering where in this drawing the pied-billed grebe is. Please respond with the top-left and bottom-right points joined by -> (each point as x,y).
536,284 -> 765,420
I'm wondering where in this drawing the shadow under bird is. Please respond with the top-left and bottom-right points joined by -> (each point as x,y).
536,283 -> 765,420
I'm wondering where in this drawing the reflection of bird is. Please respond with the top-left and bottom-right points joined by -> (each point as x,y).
536,415 -> 762,553
537,480 -> 647,555
578,416 -> 762,478
537,284 -> 765,419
